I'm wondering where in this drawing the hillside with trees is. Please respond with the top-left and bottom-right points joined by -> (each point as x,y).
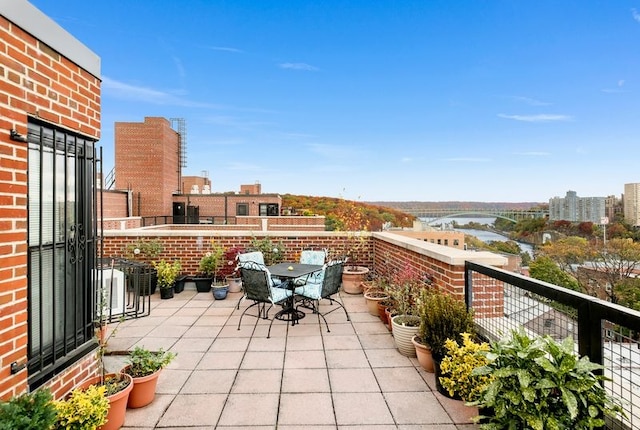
281,194 -> 415,231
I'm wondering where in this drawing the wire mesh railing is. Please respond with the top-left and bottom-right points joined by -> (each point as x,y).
466,261 -> 640,430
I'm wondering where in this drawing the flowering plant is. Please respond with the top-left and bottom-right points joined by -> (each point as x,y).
387,263 -> 429,317
249,237 -> 285,266
439,332 -> 491,402
199,240 -> 225,278
218,246 -> 245,278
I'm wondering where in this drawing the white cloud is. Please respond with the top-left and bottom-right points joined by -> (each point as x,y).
401,157 -> 412,163
306,143 -> 359,158
443,157 -> 491,162
497,113 -> 572,122
279,62 -> 319,71
602,80 -> 626,93
102,76 -> 220,108
208,46 -> 243,53
632,8 -> 640,23
516,151 -> 551,156
512,96 -> 551,106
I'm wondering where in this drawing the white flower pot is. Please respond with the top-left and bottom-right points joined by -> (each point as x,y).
391,315 -> 420,357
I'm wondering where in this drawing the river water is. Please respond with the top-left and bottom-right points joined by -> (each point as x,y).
420,216 -> 534,256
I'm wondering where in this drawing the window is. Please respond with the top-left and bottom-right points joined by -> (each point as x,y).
236,203 -> 249,216
259,203 -> 279,216
27,120 -> 98,389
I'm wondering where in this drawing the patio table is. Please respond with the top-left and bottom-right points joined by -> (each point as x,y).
268,262 -> 322,325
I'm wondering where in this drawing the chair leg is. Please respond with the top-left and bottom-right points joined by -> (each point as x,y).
238,301 -> 261,330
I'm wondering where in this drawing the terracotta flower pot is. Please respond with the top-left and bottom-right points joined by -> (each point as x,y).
123,365 -> 162,409
412,335 -> 434,372
364,291 -> 389,316
342,266 -> 369,294
79,373 -> 133,430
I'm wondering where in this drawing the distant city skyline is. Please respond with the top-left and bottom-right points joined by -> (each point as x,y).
30,0 -> 640,202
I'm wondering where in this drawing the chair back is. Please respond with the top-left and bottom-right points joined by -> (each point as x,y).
237,251 -> 265,266
320,260 -> 344,299
239,261 -> 271,302
299,250 -> 326,266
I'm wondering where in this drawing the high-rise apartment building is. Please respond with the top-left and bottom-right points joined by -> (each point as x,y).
623,183 -> 640,227
549,190 -> 605,223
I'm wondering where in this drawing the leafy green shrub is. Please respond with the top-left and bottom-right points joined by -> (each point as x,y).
416,289 -> 474,359
249,237 -> 285,265
153,260 -> 181,289
471,328 -> 624,430
0,389 -> 57,430
53,384 -> 109,430
125,346 -> 176,377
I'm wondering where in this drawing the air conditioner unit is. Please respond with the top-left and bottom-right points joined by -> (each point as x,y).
93,268 -> 126,318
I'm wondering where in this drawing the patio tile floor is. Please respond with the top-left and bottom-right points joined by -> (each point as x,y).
105,288 -> 480,429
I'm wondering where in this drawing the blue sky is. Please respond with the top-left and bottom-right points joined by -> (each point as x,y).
30,0 -> 640,202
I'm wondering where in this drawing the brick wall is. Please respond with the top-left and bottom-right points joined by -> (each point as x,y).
99,189 -> 129,218
102,232 -> 374,276
0,4 -> 100,400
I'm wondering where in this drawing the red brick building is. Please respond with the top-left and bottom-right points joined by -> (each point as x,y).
1,1 -> 102,399
115,117 -> 181,217
114,117 -> 284,223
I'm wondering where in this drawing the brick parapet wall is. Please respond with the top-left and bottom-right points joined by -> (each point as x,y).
101,230 -> 506,320
372,232 -> 507,317
0,10 -> 100,399
102,231 -> 375,276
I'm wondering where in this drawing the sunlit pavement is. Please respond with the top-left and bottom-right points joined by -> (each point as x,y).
105,288 -> 480,429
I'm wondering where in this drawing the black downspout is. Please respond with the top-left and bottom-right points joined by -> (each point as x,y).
224,195 -> 228,224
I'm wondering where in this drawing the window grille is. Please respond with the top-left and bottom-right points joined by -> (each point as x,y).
26,119 -> 99,389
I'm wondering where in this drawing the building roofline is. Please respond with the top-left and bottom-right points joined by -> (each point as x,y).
0,0 -> 100,77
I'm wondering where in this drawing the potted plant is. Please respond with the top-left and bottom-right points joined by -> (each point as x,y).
123,238 -> 162,295
77,318 -> 133,430
388,263 -> 426,357
438,332 -> 492,402
249,236 -> 285,266
153,259 -> 181,299
195,240 -> 225,292
53,384 -> 110,430
363,281 -> 390,317
123,346 -> 176,408
470,328 -> 624,429
219,246 -> 245,293
0,389 -> 58,429
417,289 -> 474,381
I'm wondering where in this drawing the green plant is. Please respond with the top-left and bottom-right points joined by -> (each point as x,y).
471,328 -> 624,429
53,384 -> 109,430
249,236 -> 285,266
439,332 -> 492,402
0,389 -> 57,430
416,289 -> 474,359
199,239 -> 225,277
153,260 -> 181,289
125,346 -> 176,378
124,238 -> 162,260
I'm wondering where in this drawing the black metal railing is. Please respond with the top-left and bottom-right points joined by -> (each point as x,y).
95,258 -> 152,324
465,261 -> 640,430
141,215 -> 237,227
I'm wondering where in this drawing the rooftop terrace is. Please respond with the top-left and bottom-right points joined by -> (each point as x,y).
105,287 -> 480,429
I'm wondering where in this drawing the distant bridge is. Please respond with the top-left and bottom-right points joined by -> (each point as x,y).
401,208 -> 548,223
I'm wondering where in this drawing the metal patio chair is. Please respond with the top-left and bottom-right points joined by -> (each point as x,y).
294,259 -> 350,332
237,261 -> 292,338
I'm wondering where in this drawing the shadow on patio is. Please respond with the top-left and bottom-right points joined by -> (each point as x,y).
104,288 -> 480,429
